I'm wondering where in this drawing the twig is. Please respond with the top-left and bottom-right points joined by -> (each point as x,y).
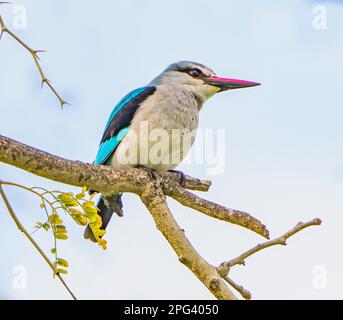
218,218 -> 321,276
163,171 -> 211,192
216,218 -> 322,299
163,179 -> 270,239
0,184 -> 77,300
0,15 -> 67,107
223,276 -> 251,300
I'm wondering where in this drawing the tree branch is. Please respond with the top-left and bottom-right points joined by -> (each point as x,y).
0,184 -> 76,300
0,134 -> 322,299
162,179 -> 269,238
222,276 -> 251,300
0,15 -> 67,107
0,134 -> 269,236
216,218 -> 321,299
217,218 -> 322,277
140,176 -> 238,300
0,134 -> 192,195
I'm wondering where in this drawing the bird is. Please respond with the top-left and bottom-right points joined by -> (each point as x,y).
84,61 -> 260,242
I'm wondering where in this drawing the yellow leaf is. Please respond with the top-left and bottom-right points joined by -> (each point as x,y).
35,221 -> 43,228
49,214 -> 63,225
57,258 -> 69,268
74,215 -> 88,226
99,239 -> 107,250
42,223 -> 50,231
85,207 -> 98,215
55,234 -> 68,240
69,208 -> 83,216
55,226 -> 67,234
82,201 -> 95,209
97,229 -> 106,238
58,194 -> 78,207
75,193 -> 85,200
89,214 -> 101,225
56,268 -> 68,275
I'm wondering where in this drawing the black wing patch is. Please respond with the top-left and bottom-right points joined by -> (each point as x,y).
100,86 -> 156,144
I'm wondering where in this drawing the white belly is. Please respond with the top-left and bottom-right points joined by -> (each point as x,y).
110,86 -> 200,172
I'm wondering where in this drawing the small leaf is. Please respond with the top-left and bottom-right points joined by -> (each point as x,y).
69,209 -> 83,216
84,207 -> 98,216
56,268 -> 68,275
99,239 -> 107,250
75,187 -> 86,200
42,223 -> 50,231
49,214 -> 63,225
98,229 -> 106,238
73,215 -> 88,226
55,225 -> 67,233
57,258 -> 69,268
55,234 -> 68,240
75,192 -> 85,200
58,194 -> 78,207
82,201 -> 95,209
51,248 -> 56,254
34,221 -> 43,229
88,214 -> 101,225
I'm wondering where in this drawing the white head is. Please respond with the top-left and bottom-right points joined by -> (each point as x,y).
150,61 -> 260,103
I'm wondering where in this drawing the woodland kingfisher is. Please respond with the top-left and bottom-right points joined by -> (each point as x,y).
85,61 -> 260,242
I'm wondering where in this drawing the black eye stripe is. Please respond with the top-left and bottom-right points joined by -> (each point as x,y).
184,67 -> 205,78
173,66 -> 208,78
191,68 -> 202,76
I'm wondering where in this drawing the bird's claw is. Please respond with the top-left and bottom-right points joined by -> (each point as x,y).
136,165 -> 159,181
168,170 -> 186,187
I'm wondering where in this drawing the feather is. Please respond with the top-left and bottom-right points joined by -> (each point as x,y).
95,86 -> 156,165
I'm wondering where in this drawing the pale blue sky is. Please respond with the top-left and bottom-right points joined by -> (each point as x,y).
0,0 -> 342,299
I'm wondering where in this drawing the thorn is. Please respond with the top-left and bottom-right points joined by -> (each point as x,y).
35,49 -> 46,54
60,101 -> 70,109
34,50 -> 46,60
0,29 -> 5,40
0,21 -> 7,40
41,78 -> 50,88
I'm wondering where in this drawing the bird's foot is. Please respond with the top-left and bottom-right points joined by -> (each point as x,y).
136,165 -> 159,181
168,170 -> 186,187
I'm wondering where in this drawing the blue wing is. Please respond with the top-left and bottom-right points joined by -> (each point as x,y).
95,86 -> 156,165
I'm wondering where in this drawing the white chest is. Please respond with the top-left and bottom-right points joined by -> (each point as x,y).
111,86 -> 201,171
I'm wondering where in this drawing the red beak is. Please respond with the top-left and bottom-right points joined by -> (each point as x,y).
204,76 -> 261,91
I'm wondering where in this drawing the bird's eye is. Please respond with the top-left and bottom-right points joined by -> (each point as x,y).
188,68 -> 202,78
